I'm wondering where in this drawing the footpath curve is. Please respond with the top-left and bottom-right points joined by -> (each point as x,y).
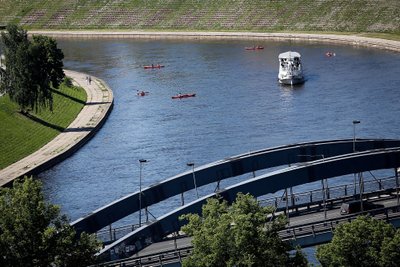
28,31 -> 400,53
0,70 -> 113,187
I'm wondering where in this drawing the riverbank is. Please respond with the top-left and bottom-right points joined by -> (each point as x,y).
28,31 -> 400,53
0,70 -> 114,187
2,1 -> 398,34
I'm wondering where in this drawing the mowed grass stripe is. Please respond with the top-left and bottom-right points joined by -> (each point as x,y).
0,83 -> 87,169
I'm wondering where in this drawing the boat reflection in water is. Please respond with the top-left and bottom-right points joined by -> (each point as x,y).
278,51 -> 305,86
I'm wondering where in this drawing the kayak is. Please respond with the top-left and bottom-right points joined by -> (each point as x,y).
245,46 -> 264,50
144,64 -> 164,69
137,91 -> 149,96
172,93 -> 196,99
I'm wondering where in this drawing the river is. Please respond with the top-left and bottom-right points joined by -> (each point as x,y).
39,38 -> 400,225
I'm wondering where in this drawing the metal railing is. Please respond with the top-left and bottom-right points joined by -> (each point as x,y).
258,175 -> 396,210
280,205 -> 400,240
94,246 -> 192,267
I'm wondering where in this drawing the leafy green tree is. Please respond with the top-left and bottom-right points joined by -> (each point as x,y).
380,230 -> 400,267
180,193 -> 307,267
0,177 -> 100,267
0,24 -> 30,106
31,35 -> 65,89
0,24 -> 64,112
316,215 -> 400,267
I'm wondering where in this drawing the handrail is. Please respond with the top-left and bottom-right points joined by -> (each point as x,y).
280,205 -> 400,240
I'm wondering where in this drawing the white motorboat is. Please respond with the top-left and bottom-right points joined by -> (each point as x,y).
278,51 -> 304,85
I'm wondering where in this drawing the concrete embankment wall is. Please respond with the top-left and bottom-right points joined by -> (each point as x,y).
29,31 -> 400,53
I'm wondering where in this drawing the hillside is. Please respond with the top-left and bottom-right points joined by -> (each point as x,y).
0,0 -> 399,34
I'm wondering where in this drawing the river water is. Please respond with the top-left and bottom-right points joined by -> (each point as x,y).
39,38 -> 400,225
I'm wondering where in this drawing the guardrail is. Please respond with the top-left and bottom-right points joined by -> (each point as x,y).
280,205 -> 400,241
94,246 -> 192,267
259,175 -> 396,209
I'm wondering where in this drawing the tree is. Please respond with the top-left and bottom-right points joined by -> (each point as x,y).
0,24 -> 64,112
0,177 -> 100,267
180,193 -> 307,267
316,215 -> 400,267
31,35 -> 65,89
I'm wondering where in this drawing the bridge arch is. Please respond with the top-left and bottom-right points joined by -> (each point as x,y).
93,144 -> 400,261
72,139 -> 400,234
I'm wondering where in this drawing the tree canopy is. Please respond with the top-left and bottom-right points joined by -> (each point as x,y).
180,193 -> 307,267
0,177 -> 100,267
316,215 -> 400,267
0,24 -> 64,112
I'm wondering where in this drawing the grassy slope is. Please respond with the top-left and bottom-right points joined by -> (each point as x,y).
0,0 -> 398,34
0,83 -> 87,169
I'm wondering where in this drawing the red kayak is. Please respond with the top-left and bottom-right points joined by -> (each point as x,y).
144,64 -> 164,69
245,45 -> 264,50
172,93 -> 196,99
136,91 -> 149,96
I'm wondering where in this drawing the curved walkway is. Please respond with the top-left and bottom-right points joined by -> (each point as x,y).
0,70 -> 114,187
28,31 -> 400,53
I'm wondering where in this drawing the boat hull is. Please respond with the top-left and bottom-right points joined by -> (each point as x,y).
278,77 -> 305,85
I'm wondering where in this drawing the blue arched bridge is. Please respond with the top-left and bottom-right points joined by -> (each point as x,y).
71,139 -> 400,262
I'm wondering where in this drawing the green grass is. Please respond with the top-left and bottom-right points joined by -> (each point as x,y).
0,82 -> 87,169
0,0 -> 398,34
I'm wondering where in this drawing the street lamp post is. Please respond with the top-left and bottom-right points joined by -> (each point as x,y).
187,162 -> 199,198
139,159 -> 148,227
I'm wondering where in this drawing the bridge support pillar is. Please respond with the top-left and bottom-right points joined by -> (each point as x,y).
395,168 -> 399,205
359,172 -> 364,211
285,188 -> 290,225
321,179 -> 327,220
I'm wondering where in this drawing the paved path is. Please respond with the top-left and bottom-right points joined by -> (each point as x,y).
0,70 -> 113,187
28,31 -> 400,53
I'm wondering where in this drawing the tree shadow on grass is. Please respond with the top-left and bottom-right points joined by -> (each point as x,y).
51,89 -> 86,105
22,112 -> 65,132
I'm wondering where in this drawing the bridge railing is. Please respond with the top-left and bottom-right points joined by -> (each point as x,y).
259,175 -> 396,210
95,176 -> 397,244
280,205 -> 400,241
93,246 -> 193,267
